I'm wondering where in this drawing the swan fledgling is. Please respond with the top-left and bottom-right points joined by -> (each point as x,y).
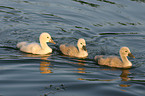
94,47 -> 135,68
59,38 -> 88,58
17,32 -> 56,54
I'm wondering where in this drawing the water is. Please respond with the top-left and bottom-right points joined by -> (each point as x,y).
0,0 -> 145,96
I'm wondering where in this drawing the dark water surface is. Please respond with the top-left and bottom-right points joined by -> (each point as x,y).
0,0 -> 145,96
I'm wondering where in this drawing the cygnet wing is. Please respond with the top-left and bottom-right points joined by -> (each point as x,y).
95,55 -> 123,67
60,44 -> 79,56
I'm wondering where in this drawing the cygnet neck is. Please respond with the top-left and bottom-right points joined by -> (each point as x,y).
78,46 -> 88,58
40,38 -> 50,50
78,46 -> 86,53
120,53 -> 132,67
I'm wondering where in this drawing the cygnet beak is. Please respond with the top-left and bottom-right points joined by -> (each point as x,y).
82,45 -> 87,51
128,53 -> 135,58
50,39 -> 56,44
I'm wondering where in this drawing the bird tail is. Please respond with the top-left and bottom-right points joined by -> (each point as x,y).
17,42 -> 27,48
94,55 -> 103,62
59,44 -> 67,54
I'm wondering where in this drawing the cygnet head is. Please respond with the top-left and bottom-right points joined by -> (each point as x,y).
77,38 -> 87,51
120,47 -> 135,58
39,32 -> 56,44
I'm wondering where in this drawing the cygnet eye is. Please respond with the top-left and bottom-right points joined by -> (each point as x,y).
47,37 -> 49,39
80,43 -> 82,45
125,51 -> 128,52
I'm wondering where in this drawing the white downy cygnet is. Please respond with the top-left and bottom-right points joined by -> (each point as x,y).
17,32 -> 55,54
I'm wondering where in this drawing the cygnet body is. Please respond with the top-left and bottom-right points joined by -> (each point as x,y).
17,32 -> 55,54
59,38 -> 88,58
94,47 -> 135,68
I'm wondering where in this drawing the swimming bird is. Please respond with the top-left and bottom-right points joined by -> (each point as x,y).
94,47 -> 135,68
17,32 -> 56,54
59,38 -> 88,58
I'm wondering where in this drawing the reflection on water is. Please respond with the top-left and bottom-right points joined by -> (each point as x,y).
75,59 -> 86,66
23,54 -> 53,74
77,68 -> 86,73
78,69 -> 131,90
23,54 -> 88,74
22,53 -> 132,88
119,70 -> 131,88
120,70 -> 131,81
40,61 -> 52,74
62,58 -> 87,73
40,57 -> 53,74
60,56 -> 88,73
